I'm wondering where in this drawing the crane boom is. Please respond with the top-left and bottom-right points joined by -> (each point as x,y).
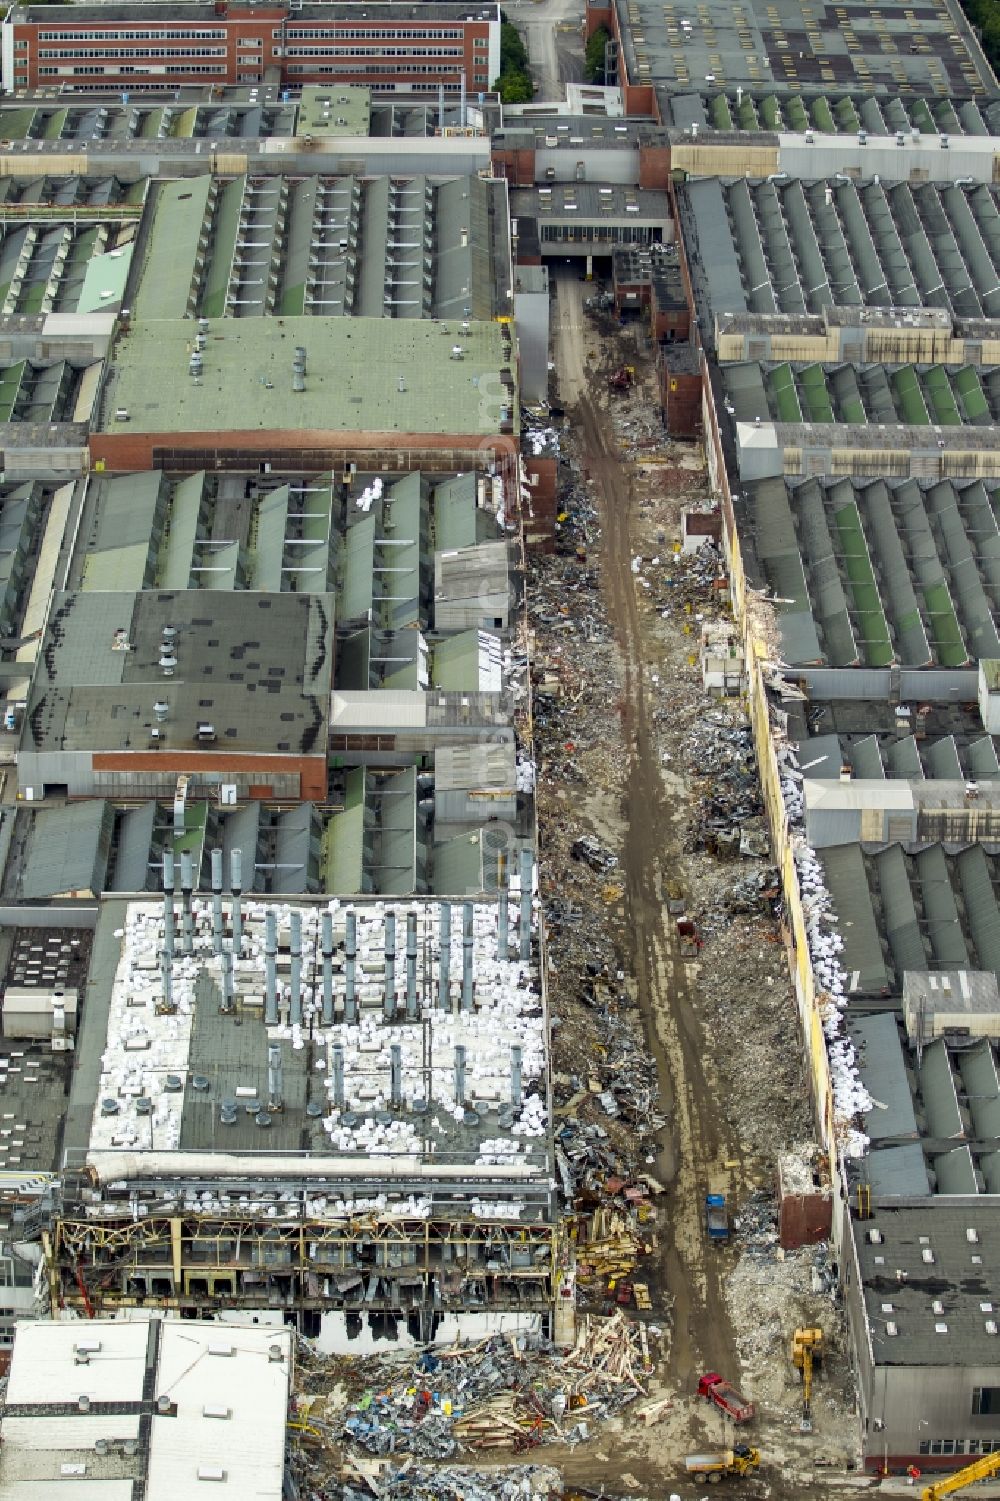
922,1450 -> 1000,1501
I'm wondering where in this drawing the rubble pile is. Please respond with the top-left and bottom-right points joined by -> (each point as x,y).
303,1318 -> 651,1464
331,1463 -> 563,1501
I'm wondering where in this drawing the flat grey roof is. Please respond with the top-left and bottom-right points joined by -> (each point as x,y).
24,590 -> 333,757
855,1207 -> 1000,1366
98,317 -> 516,438
614,0 -> 995,96
13,1 -> 499,20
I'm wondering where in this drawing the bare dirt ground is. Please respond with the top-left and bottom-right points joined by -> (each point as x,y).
534,268 -> 866,1498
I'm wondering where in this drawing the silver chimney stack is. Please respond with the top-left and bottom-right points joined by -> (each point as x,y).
221,945 -> 234,1013
162,849 -> 175,963
461,902 -> 474,1013
180,849 -> 194,954
162,955 -> 173,1012
519,849 -> 533,962
267,1043 -> 284,1112
454,1044 -> 466,1105
289,911 -> 302,1027
230,847 -> 243,954
332,1043 -> 345,1109
511,1044 -> 522,1108
264,910 -> 278,1026
405,911 -> 418,1020
345,910 -> 357,1024
211,848 -> 223,955
321,910 -> 334,1024
498,881 -> 509,961
383,912 -> 396,1022
390,1043 -> 402,1108
438,903 -> 451,1010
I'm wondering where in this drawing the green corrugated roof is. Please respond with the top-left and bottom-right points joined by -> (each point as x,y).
20,800 -> 111,899
254,485 -> 289,592
342,516 -> 375,621
433,630 -> 481,690
77,244 -> 133,315
132,177 -> 212,320
324,767 -> 365,893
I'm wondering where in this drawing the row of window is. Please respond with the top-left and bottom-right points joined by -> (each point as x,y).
287,25 -> 464,39
39,47 -> 226,58
285,45 -> 463,57
917,1440 -> 1000,1457
540,224 -> 661,243
36,27 -> 226,41
38,63 -> 225,74
286,62 -> 483,75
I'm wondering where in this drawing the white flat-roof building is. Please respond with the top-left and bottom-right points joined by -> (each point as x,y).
0,1319 -> 292,1500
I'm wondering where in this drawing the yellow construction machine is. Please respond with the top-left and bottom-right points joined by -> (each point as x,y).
791,1326 -> 823,1433
922,1450 -> 1000,1501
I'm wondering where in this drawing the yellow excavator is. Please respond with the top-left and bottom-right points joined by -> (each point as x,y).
791,1326 -> 822,1433
922,1450 -> 1000,1501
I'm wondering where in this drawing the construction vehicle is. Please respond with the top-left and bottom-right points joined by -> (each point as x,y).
705,1187 -> 730,1243
607,364 -> 635,393
921,1450 -> 1000,1500
697,1372 -> 755,1424
685,1444 -> 761,1483
791,1326 -> 822,1432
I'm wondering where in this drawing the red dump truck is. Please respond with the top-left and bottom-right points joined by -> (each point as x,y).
697,1372 -> 755,1424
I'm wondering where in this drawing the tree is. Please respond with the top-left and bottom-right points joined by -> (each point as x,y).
584,24 -> 611,84
494,70 -> 534,103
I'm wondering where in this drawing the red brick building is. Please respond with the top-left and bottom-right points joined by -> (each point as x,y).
2,1 -> 500,95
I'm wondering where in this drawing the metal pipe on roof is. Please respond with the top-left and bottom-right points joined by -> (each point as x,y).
438,82 -> 444,126
438,903 -> 451,1010
345,910 -> 357,1024
264,910 -> 278,1027
180,849 -> 194,955
510,1045 -> 522,1108
162,955 -> 173,1012
267,1043 -> 284,1113
390,1044 -> 402,1109
460,70 -> 466,131
230,848 -> 243,954
384,912 -> 396,1022
454,1043 -> 466,1106
211,848 -> 223,955
405,911 -> 417,1020
332,1043 -> 345,1109
519,849 -> 533,962
87,1150 -> 541,1186
289,911 -> 303,1027
321,910 -> 334,1025
461,902 -> 474,1013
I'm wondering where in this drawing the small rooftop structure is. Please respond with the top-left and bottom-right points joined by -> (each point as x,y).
902,970 -> 1000,1045
0,1319 -> 291,1501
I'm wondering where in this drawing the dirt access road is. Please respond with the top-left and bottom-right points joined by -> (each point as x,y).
505,0 -> 584,102
551,270 -> 741,1387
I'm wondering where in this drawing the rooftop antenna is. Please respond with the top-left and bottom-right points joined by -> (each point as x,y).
210,848 -> 223,955
289,911 -> 303,1027
264,910 -> 278,1026
321,910 -> 334,1024
438,903 -> 451,1009
405,911 -> 418,1020
230,848 -> 243,954
461,902 -> 474,1013
345,910 -> 357,1024
383,912 -> 396,1021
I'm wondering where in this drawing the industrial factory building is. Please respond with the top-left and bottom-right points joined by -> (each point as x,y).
49,875 -> 555,1341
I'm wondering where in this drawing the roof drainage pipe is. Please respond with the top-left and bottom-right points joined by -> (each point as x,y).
86,1152 -> 542,1185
